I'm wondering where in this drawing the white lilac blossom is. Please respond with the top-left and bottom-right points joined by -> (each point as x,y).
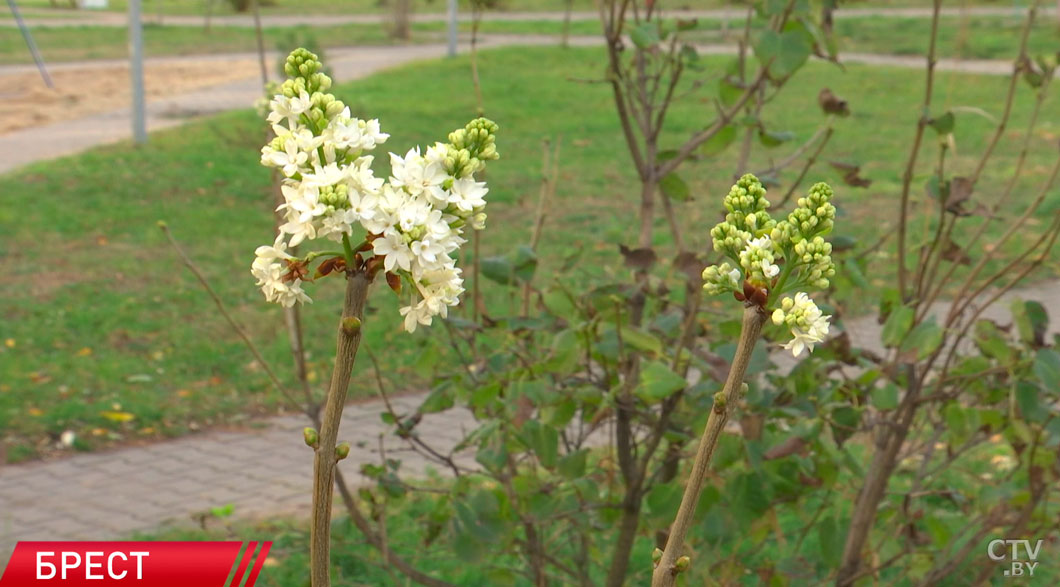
252,48 -> 499,332
771,293 -> 831,357
700,174 -> 837,357
252,235 -> 311,307
738,235 -> 780,287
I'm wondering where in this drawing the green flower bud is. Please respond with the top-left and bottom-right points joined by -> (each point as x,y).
319,184 -> 351,208
713,392 -> 727,414
710,222 -> 752,261
652,548 -> 663,565
675,556 -> 691,573
336,442 -> 351,460
325,100 -> 346,120
303,427 -> 319,448
702,262 -> 742,296
786,182 -> 836,242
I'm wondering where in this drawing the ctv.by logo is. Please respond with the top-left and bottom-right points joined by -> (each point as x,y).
989,539 -> 1043,578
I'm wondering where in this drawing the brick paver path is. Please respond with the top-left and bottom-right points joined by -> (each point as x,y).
0,394 -> 475,560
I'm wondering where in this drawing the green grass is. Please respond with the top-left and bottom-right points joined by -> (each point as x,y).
0,23 -> 401,65
0,21 -> 610,66
2,45 -> 1057,461
832,14 -> 1060,60
4,14 -> 1058,66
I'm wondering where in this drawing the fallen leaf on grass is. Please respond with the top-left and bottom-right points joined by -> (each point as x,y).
76,347 -> 92,357
101,411 -> 135,423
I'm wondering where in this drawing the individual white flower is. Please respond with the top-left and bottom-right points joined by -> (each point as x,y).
399,266 -> 464,332
346,156 -> 385,196
449,177 -> 488,213
360,119 -> 389,149
267,90 -> 312,126
373,231 -> 414,272
771,292 -> 830,357
390,148 -> 447,202
302,163 -> 346,190
261,135 -> 309,177
399,299 -> 433,333
251,235 -> 312,307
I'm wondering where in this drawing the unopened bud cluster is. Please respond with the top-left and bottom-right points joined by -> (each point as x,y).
701,174 -> 838,357
252,49 -> 500,333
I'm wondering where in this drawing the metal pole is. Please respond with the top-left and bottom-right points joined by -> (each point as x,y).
7,0 -> 54,88
447,0 -> 457,57
129,0 -> 147,144
251,0 -> 268,87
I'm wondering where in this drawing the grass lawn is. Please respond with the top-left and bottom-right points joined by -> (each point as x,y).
3,14 -> 1058,66
2,44 -> 1058,462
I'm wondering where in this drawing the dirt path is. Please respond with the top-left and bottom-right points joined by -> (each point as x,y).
0,59 -> 261,134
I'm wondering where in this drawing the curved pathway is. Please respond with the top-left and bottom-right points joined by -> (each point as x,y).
0,34 -> 1035,176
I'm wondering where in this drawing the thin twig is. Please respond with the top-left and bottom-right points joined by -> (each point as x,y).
159,222 -> 308,418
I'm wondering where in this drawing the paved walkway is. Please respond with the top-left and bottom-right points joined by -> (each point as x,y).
0,33 -> 1034,176
2,5 -> 1055,28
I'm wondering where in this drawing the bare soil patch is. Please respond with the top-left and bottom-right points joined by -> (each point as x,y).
0,59 -> 259,134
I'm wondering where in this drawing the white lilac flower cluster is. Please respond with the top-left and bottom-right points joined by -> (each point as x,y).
701,174 -> 837,357
252,49 -> 500,333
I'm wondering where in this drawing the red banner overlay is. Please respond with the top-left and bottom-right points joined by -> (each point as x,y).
1,541 -> 271,586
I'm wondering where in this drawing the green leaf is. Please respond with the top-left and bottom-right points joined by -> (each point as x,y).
1013,299 -> 1049,346
881,305 -> 914,347
519,420 -> 559,468
420,385 -> 454,413
718,78 -> 743,106
1015,382 -> 1046,423
842,258 -> 869,289
900,317 -> 944,360
758,128 -> 795,148
818,516 -> 841,567
615,325 -> 665,356
637,360 -> 687,402
871,384 -> 899,411
557,449 -> 587,480
645,482 -> 683,522
754,28 -> 812,78
928,111 -> 955,135
1033,349 -> 1060,392
630,23 -> 660,49
830,405 -> 860,446
701,124 -> 738,157
974,320 -> 1013,363
924,516 -> 951,545
480,246 -> 538,286
660,173 -> 691,201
